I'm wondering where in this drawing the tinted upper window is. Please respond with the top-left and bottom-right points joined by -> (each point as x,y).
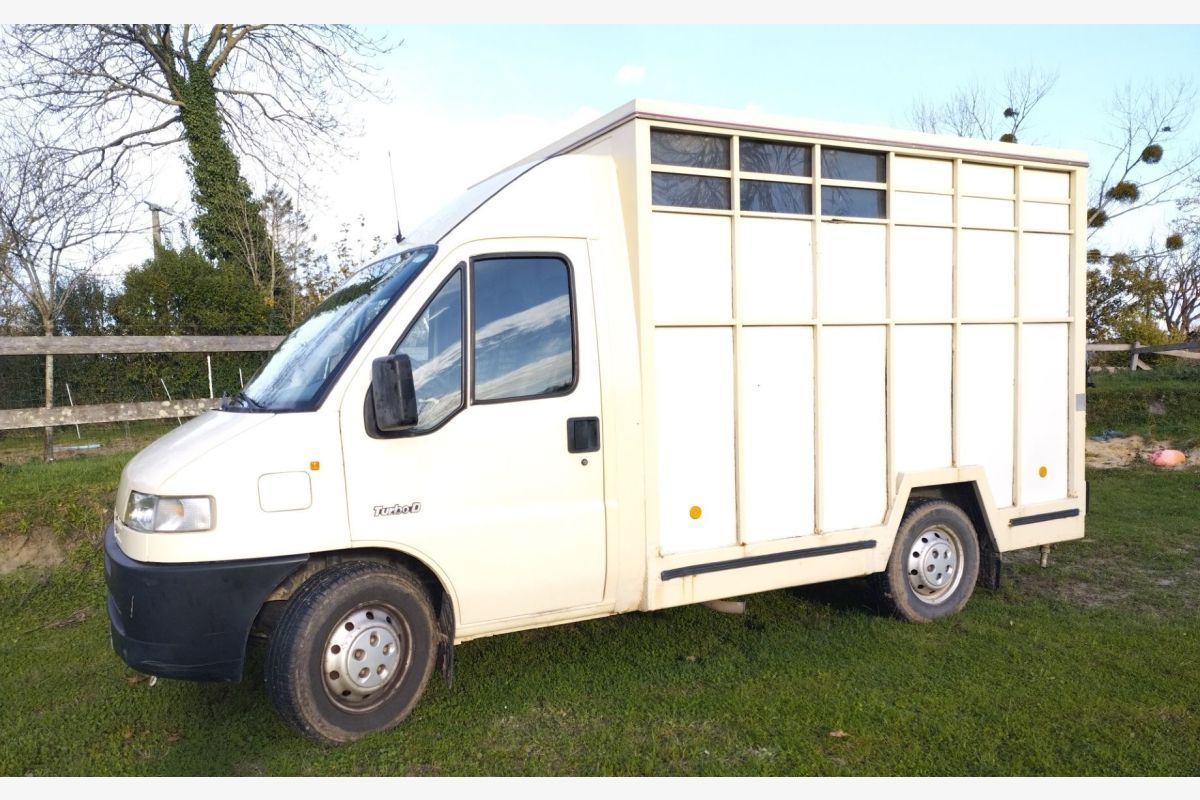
821,148 -> 886,183
651,130 -> 730,169
742,180 -> 812,214
652,173 -> 732,210
473,257 -> 575,402
740,139 -> 811,177
822,186 -> 886,218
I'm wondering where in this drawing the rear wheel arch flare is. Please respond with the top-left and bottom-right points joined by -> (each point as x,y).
905,480 -> 1002,589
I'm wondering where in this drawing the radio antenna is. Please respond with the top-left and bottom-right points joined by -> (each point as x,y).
388,151 -> 403,244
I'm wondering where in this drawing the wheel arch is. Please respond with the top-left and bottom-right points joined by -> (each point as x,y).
874,467 -> 1005,590
257,544 -> 459,681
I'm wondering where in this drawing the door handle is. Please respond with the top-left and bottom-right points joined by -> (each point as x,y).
567,417 -> 600,453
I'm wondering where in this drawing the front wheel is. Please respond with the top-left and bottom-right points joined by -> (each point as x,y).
870,499 -> 980,623
265,561 -> 437,744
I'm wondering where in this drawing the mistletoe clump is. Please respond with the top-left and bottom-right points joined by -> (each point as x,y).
1105,181 -> 1141,203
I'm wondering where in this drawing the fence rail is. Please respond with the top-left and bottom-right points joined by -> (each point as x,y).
0,398 -> 221,431
0,335 -> 280,431
1086,340 -> 1200,371
0,335 -> 282,356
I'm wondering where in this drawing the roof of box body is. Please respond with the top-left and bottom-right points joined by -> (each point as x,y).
474,98 -> 1088,189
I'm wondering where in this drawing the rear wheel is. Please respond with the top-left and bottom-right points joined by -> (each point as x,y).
265,561 -> 437,744
870,499 -> 980,623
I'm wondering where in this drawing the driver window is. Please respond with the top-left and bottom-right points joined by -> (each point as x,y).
395,269 -> 464,432
472,256 -> 575,402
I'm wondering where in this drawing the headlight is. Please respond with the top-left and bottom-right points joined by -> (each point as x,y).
124,491 -> 214,532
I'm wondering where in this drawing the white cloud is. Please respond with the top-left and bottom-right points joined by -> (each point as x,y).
615,64 -> 647,85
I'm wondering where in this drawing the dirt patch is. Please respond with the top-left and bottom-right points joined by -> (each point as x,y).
0,527 -> 66,574
1006,540 -> 1200,615
1085,435 -> 1199,469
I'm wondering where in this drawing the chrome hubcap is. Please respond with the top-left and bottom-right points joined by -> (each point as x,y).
323,606 -> 406,707
906,525 -> 963,603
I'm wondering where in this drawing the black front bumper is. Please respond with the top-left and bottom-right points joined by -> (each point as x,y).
103,524 -> 307,682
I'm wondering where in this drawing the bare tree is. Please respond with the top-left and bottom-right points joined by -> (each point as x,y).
0,25 -> 393,297
258,185 -> 322,325
1153,237 -> 1200,336
910,66 -> 1058,143
1087,81 -> 1200,238
0,130 -> 135,460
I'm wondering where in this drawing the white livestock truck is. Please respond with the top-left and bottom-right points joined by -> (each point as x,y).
104,100 -> 1088,743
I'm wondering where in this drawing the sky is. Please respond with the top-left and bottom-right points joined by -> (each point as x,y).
322,25 -> 1199,261
13,19 -> 1200,277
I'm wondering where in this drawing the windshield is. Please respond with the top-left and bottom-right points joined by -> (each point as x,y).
236,246 -> 436,411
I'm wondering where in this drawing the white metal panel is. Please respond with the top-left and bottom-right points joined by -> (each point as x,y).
1022,169 -> 1071,199
115,411 -> 348,564
257,471 -> 312,513
1019,324 -> 1069,505
818,222 -> 885,320
655,327 -> 737,554
892,227 -> 953,320
893,192 -> 953,225
1022,201 -> 1070,231
958,325 -> 1015,507
1020,233 -> 1070,318
960,197 -> 1014,228
959,230 -> 1015,319
892,326 -> 952,474
651,212 -> 732,323
819,326 -> 886,532
738,217 -> 814,320
740,327 -> 815,543
892,156 -> 953,192
960,163 -> 1015,196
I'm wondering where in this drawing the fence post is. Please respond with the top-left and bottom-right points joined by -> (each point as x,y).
65,382 -> 81,440
1130,341 -> 1140,372
160,378 -> 182,427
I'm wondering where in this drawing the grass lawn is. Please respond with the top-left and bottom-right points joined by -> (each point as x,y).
0,419 -> 180,466
1,448 -> 1197,776
1088,362 -> 1200,448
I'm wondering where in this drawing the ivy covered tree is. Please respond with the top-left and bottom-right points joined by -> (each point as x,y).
0,25 -> 391,322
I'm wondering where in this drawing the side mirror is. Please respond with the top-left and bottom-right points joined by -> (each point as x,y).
371,354 -> 418,430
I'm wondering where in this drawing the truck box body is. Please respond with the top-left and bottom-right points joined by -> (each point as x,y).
105,100 -> 1086,739
421,98 -> 1085,619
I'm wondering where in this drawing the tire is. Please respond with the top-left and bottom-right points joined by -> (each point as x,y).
870,498 -> 980,623
265,561 -> 437,744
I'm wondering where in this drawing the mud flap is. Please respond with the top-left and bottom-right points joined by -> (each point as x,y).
437,595 -> 455,686
979,537 -> 1003,590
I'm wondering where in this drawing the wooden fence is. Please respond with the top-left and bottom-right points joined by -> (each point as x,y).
2,335 -> 1197,430
0,336 -> 281,431
1086,340 -> 1200,371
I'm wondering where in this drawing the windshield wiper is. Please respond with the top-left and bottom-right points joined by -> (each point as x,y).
221,391 -> 266,411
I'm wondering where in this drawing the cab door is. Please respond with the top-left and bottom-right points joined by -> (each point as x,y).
341,239 -> 607,628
